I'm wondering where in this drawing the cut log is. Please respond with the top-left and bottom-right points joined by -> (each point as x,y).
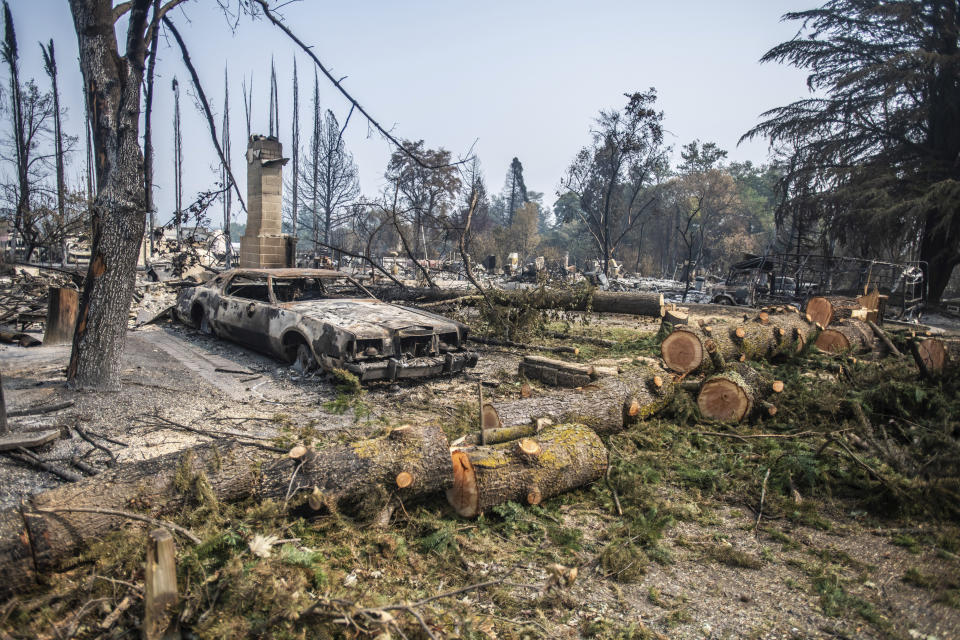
447,423 -> 608,518
661,312 -> 815,373
911,337 -> 960,376
663,306 -> 689,326
805,295 -> 867,327
42,287 -> 79,346
814,320 -> 878,355
492,365 -> 675,435
0,424 -> 452,594
519,355 -> 600,388
697,363 -> 783,423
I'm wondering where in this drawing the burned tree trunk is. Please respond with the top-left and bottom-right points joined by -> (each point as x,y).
0,425 -> 451,593
660,311 -> 816,374
66,0 -> 152,390
814,320 -> 878,355
696,363 -> 783,423
43,287 -> 78,345
448,423 -> 608,518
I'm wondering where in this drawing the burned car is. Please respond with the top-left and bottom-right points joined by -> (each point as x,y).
175,268 -> 477,382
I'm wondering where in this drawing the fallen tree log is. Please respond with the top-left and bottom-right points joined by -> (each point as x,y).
814,320 -> 878,355
697,363 -> 783,423
448,423 -> 608,518
0,424 -> 451,594
379,286 -> 665,318
468,335 -> 579,355
490,365 -> 676,435
911,337 -> 960,377
660,311 -> 817,373
518,355 -> 619,388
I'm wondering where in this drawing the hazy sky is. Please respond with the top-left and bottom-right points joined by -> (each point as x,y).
11,0 -> 811,229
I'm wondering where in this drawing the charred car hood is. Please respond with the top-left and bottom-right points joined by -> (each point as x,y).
283,299 -> 463,339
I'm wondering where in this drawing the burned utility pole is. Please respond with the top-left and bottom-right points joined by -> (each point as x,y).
40,39 -> 67,267
222,65 -> 232,268
142,0 -> 160,258
172,77 -> 183,252
290,57 -> 299,241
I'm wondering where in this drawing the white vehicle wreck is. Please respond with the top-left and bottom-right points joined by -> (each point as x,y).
175,268 -> 478,382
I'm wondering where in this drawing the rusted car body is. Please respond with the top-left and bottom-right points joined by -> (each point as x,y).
175,268 -> 477,381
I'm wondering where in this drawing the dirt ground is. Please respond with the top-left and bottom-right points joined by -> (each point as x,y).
1,313 -> 958,639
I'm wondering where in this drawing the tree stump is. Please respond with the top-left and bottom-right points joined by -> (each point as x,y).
911,337 -> 960,376
448,423 -> 608,518
42,286 -> 79,346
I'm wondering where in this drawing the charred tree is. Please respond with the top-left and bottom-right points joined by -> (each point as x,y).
40,40 -> 67,266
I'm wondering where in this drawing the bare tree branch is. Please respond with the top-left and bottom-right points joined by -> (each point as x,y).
163,16 -> 247,212
251,0 -> 469,171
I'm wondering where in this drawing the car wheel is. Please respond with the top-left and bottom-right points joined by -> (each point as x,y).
292,342 -> 316,373
199,313 -> 215,336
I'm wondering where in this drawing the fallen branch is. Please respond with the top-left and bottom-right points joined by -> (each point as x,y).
6,401 -> 74,418
34,507 -> 200,544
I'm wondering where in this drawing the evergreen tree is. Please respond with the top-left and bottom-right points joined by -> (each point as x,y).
744,0 -> 960,302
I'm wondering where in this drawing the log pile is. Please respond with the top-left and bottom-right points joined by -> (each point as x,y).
492,364 -> 676,435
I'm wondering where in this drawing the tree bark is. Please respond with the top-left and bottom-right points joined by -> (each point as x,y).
448,424 -> 608,518
66,0 -> 151,390
490,365 -> 675,436
0,424 -> 451,594
660,311 -> 817,374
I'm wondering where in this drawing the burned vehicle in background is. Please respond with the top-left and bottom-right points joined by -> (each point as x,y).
175,268 -> 478,382
708,254 -> 926,317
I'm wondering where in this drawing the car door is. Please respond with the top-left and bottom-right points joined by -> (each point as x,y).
216,273 -> 275,353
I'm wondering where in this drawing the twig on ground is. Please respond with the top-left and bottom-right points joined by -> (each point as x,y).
74,425 -> 117,466
755,467 -> 770,537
